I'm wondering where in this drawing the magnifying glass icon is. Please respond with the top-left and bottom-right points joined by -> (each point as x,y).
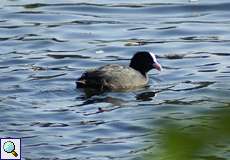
3,141 -> 18,157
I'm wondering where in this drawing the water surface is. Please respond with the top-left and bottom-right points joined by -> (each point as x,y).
0,0 -> 230,159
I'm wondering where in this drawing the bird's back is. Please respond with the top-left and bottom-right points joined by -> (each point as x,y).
76,64 -> 148,90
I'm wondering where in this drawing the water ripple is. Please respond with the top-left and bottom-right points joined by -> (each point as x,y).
1,1 -> 230,160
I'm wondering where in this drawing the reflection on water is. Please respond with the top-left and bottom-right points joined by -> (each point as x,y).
0,0 -> 230,159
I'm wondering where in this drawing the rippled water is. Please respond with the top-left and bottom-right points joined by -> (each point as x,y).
1,0 -> 230,159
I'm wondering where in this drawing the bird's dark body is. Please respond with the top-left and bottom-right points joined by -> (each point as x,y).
76,51 -> 161,91
76,64 -> 147,90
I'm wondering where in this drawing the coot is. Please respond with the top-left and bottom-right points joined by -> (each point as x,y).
76,51 -> 162,90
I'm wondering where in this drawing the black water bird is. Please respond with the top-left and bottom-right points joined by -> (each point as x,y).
76,51 -> 162,91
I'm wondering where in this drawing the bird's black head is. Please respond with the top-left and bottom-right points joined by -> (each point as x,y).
129,51 -> 162,76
